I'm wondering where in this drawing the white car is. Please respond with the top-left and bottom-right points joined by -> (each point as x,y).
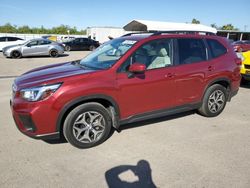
0,37 -> 25,51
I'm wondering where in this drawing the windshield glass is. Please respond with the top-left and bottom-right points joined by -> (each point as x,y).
80,38 -> 137,69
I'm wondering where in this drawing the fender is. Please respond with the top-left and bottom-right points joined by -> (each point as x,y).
55,94 -> 120,132
202,77 -> 231,101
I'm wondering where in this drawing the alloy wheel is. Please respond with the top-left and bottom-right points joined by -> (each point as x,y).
72,111 -> 105,143
208,90 -> 225,113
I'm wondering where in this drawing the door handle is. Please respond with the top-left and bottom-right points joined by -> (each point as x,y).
208,66 -> 214,71
165,73 -> 175,78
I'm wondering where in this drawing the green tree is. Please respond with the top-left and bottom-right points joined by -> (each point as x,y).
192,18 -> 200,24
210,23 -> 218,29
17,25 -> 31,33
0,23 -> 17,33
220,24 -> 238,31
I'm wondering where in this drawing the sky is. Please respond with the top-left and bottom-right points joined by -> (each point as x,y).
0,0 -> 249,31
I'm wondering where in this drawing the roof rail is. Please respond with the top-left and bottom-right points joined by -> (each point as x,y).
122,30 -> 216,37
122,31 -> 155,37
151,30 -> 216,36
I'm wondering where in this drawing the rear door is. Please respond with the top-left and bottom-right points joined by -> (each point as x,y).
36,40 -> 51,55
173,38 -> 211,105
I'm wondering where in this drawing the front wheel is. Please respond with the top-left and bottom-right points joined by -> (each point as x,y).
50,49 -> 58,57
11,51 -> 21,58
63,102 -> 112,149
198,84 -> 227,117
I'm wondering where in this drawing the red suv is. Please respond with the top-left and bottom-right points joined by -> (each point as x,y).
10,31 -> 241,148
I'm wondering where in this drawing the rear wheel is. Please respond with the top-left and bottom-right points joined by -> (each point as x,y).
89,45 -> 96,51
50,49 -> 58,57
198,84 -> 227,117
65,46 -> 71,51
63,102 -> 112,149
11,51 -> 21,58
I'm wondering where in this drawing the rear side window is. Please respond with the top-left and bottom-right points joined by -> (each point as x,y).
7,37 -> 17,41
38,40 -> 51,45
177,38 -> 207,65
207,39 -> 227,58
0,37 -> 7,42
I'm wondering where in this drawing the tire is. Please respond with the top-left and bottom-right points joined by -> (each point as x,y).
63,102 -> 112,149
89,45 -> 96,51
198,84 -> 227,117
11,51 -> 21,59
65,46 -> 71,51
50,49 -> 58,57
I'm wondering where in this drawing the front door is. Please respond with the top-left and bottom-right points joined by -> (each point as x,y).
116,39 -> 176,119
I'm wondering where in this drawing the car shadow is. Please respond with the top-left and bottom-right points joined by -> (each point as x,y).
105,160 -> 157,188
43,135 -> 68,145
240,81 -> 250,89
42,110 -> 196,145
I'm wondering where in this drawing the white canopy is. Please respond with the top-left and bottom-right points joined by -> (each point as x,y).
123,20 -> 217,34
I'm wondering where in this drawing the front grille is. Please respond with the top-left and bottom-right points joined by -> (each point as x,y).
245,64 -> 250,69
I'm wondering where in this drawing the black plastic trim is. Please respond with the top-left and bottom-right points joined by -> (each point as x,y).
119,103 -> 201,126
18,114 -> 37,132
56,94 -> 120,132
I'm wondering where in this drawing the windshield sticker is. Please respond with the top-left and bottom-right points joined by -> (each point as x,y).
122,40 -> 137,45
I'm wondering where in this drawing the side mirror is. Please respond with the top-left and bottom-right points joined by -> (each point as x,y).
26,44 -> 31,47
129,63 -> 146,74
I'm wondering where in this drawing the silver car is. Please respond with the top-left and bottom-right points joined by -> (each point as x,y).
2,38 -> 64,58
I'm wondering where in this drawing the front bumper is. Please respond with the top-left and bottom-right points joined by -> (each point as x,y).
10,99 -> 60,140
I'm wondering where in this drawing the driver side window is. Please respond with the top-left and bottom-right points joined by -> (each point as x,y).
118,39 -> 173,72
27,41 -> 38,47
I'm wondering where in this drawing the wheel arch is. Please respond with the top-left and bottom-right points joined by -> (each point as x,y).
203,77 -> 231,101
56,94 -> 120,134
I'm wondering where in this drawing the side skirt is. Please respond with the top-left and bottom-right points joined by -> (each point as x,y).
119,102 -> 201,127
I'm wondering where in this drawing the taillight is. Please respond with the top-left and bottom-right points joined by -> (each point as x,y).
235,58 -> 242,66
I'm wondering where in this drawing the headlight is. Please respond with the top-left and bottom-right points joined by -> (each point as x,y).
20,83 -> 62,102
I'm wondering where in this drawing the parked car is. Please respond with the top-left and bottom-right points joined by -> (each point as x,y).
232,40 -> 250,52
2,38 -> 64,58
0,36 -> 24,51
63,37 -> 99,51
10,31 -> 241,148
237,51 -> 250,82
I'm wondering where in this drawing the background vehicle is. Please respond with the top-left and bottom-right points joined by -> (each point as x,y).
0,36 -> 24,51
2,38 -> 64,58
238,51 -> 250,82
232,40 -> 250,52
10,31 -> 241,149
63,37 -> 99,51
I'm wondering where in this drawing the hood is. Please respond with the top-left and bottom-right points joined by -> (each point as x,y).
3,44 -> 22,51
14,60 -> 97,89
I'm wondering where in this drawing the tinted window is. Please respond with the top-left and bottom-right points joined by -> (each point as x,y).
119,39 -> 173,72
177,38 -> 207,65
7,37 -> 19,41
38,40 -> 51,45
0,37 -> 7,42
27,41 -> 38,47
207,39 -> 227,58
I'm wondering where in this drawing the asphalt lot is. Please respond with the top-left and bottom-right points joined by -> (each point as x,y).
0,51 -> 250,188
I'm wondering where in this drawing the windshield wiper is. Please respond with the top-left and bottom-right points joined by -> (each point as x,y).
79,63 -> 104,70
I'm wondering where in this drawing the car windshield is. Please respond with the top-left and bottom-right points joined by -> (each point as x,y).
80,38 -> 137,69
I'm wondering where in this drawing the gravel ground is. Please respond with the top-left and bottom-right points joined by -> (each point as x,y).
0,52 -> 249,188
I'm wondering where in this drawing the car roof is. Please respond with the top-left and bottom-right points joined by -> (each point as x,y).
120,31 -> 219,42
